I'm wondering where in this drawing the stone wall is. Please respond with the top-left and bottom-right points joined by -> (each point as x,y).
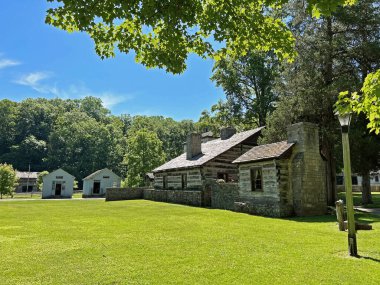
144,189 -> 202,206
106,187 -> 202,206
204,180 -> 239,210
105,188 -> 144,201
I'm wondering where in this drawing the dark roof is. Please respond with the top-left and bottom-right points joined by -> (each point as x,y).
233,141 -> 294,164
153,127 -> 263,172
16,171 -> 38,179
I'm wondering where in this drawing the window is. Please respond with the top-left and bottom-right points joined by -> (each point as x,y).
351,176 -> 358,185
163,175 -> 168,189
181,174 -> 187,190
375,176 -> 379,183
336,176 -> 344,186
103,176 -> 110,179
217,173 -> 229,182
56,176 -> 63,179
250,168 -> 263,191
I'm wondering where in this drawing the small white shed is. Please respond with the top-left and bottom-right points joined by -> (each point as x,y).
83,168 -> 121,197
42,169 -> 75,198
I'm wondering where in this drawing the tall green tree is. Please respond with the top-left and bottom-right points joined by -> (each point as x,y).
262,0 -> 380,205
0,100 -> 18,156
124,129 -> 165,187
0,163 -> 18,199
211,52 -> 280,126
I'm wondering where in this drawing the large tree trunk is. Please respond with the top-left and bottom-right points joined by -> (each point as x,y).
361,172 -> 372,205
322,141 -> 337,206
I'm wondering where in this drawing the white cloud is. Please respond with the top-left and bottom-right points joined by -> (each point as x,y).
0,58 -> 20,69
14,72 -> 51,87
13,71 -> 134,110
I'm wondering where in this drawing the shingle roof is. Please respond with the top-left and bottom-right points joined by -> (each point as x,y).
16,171 -> 38,179
233,141 -> 294,164
153,127 -> 263,172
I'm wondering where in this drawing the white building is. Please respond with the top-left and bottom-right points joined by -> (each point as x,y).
42,169 -> 75,198
336,171 -> 380,192
82,168 -> 121,197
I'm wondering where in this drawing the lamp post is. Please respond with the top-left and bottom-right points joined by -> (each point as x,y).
337,112 -> 358,257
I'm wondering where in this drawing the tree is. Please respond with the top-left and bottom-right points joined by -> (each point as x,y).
124,129 -> 165,187
262,0 -> 380,205
37,171 -> 49,191
0,164 -> 18,199
0,100 -> 18,156
127,116 -> 195,160
336,70 -> 380,134
47,111 -> 120,183
211,52 -> 280,126
346,115 -> 380,205
45,0 -> 357,74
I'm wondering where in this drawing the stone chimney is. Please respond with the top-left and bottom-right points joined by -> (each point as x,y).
287,122 -> 327,216
220,127 -> 236,140
186,133 -> 202,159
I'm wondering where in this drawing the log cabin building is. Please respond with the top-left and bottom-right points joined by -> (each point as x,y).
233,122 -> 327,216
153,127 -> 263,190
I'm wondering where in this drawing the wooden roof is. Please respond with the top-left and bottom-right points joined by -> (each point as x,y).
233,141 -> 294,164
153,127 -> 263,172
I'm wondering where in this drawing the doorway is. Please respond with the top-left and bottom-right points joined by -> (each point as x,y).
55,183 -> 62,196
93,181 -> 101,194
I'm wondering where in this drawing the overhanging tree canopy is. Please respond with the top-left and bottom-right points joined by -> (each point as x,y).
45,0 -> 354,74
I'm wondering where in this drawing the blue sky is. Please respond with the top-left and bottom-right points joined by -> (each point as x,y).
0,1 -> 225,121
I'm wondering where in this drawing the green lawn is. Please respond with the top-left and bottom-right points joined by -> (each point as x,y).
338,191 -> 380,208
1,200 -> 380,284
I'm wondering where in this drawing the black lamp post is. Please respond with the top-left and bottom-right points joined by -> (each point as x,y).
337,111 -> 358,257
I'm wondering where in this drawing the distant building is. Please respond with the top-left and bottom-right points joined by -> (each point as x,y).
15,171 -> 38,193
83,168 -> 121,197
42,169 -> 75,198
336,171 -> 380,192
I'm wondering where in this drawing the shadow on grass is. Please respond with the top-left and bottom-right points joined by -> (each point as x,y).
359,256 -> 380,263
284,215 -> 336,223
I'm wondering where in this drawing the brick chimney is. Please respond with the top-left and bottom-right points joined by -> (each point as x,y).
186,133 -> 202,159
220,127 -> 236,140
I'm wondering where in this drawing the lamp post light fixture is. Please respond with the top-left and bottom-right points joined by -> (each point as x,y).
337,111 -> 358,257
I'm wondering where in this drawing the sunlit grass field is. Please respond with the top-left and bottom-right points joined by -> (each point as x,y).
1,199 -> 380,284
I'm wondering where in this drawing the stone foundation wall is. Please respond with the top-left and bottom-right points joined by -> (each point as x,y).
143,189 -> 202,207
106,187 -> 202,206
105,188 -> 144,201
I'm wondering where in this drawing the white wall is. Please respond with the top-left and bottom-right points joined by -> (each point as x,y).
42,169 -> 74,198
83,169 -> 121,196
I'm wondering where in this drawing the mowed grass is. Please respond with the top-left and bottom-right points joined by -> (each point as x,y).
1,200 -> 380,285
338,191 -> 380,208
